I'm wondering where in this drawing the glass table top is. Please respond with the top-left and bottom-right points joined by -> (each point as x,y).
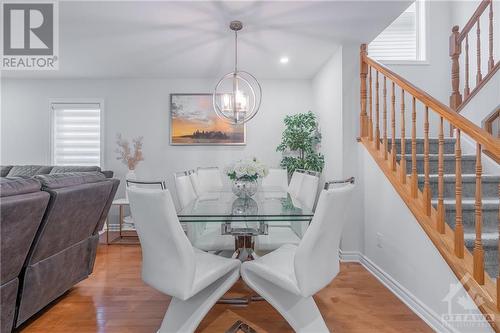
178,191 -> 314,223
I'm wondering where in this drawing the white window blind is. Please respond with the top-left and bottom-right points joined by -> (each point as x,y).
369,2 -> 426,62
51,103 -> 102,166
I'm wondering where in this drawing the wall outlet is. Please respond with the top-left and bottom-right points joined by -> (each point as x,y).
376,232 -> 384,248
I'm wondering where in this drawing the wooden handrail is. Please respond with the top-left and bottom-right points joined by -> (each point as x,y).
363,55 -> 500,157
458,0 -> 491,43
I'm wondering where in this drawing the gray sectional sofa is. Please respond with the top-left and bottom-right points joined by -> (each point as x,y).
0,166 -> 119,332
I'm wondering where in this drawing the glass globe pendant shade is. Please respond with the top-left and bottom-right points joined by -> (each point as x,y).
213,21 -> 262,125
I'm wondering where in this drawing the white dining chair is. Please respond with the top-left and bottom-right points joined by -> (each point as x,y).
291,173 -> 320,237
261,168 -> 288,192
127,187 -> 240,333
174,172 -> 197,210
187,169 -> 201,196
242,179 -> 355,332
257,171 -> 319,251
197,167 -> 223,194
174,171 -> 234,252
287,170 -> 304,198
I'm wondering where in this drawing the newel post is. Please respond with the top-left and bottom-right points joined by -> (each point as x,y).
449,26 -> 463,110
360,44 -> 368,137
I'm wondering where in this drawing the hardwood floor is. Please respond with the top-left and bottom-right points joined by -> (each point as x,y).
18,245 -> 432,333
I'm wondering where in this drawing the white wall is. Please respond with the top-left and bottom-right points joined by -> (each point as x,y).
313,48 -> 343,180
1,78 -> 313,205
361,145 -> 493,333
311,44 -> 365,253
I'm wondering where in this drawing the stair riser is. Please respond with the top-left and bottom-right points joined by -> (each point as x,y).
418,179 -> 500,199
444,208 -> 499,233
400,158 -> 477,174
390,141 -> 455,155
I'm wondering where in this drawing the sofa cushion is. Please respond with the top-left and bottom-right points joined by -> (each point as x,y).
34,172 -> 105,189
6,165 -> 53,178
0,166 -> 13,177
50,166 -> 101,174
0,178 -> 41,197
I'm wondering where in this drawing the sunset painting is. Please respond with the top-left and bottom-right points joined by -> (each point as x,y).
170,94 -> 245,145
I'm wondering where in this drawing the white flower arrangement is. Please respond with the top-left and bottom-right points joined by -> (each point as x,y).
225,157 -> 269,182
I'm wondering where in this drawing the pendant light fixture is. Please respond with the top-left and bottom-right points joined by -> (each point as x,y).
213,21 -> 262,124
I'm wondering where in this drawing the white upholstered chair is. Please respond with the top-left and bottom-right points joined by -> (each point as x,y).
174,171 -> 233,252
174,172 -> 197,210
242,180 -> 355,332
187,169 -> 201,196
287,170 -> 305,198
257,171 -> 319,251
197,167 -> 223,194
291,173 -> 319,237
261,168 -> 288,192
127,187 -> 240,333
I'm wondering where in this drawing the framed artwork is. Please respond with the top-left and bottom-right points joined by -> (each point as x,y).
170,93 -> 246,145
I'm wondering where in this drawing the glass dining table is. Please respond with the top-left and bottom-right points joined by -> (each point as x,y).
177,189 -> 314,261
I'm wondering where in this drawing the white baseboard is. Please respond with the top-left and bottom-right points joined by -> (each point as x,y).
339,250 -> 452,333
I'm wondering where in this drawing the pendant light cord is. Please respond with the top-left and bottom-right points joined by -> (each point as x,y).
234,30 -> 238,73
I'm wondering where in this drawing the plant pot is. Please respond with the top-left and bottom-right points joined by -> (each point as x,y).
232,179 -> 258,199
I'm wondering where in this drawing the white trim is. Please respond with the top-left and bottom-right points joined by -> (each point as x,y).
339,250 -> 454,333
48,98 -> 105,168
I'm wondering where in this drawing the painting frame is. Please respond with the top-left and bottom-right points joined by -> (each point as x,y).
169,93 -> 246,146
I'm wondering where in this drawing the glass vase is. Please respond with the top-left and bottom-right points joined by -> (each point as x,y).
232,179 -> 258,199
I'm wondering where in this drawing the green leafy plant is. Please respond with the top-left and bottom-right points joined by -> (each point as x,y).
277,111 -> 324,175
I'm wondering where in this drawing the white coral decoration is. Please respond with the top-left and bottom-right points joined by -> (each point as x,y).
225,157 -> 269,180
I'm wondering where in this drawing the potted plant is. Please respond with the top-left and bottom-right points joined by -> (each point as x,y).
225,158 -> 269,199
277,111 -> 324,176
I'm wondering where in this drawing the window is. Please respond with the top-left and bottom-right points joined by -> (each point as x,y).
51,102 -> 102,166
368,1 -> 426,62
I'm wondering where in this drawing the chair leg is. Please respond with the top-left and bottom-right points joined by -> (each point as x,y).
241,267 -> 329,333
158,267 -> 240,333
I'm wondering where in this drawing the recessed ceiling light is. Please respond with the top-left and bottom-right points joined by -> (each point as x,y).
280,57 -> 289,64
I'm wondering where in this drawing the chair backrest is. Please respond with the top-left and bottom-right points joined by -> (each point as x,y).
297,173 -> 319,210
294,180 -> 355,297
287,170 -> 304,198
261,168 -> 288,192
126,179 -> 166,190
127,187 -> 195,300
174,172 -> 197,210
187,169 -> 201,196
197,167 -> 223,193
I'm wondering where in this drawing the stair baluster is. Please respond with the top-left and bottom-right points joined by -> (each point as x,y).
383,76 -> 388,160
375,71 -> 380,150
474,143 -> 484,284
455,129 -> 464,258
497,183 -> 500,310
465,35 -> 470,98
411,97 -> 418,198
400,89 -> 406,184
476,19 -> 483,84
369,66 -> 373,141
391,82 -> 397,171
423,106 -> 432,216
437,117 -> 445,234
488,1 -> 494,71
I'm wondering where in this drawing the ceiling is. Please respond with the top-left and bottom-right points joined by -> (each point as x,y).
3,1 -> 411,79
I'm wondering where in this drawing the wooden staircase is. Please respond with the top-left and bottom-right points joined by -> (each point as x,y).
358,18 -> 500,328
